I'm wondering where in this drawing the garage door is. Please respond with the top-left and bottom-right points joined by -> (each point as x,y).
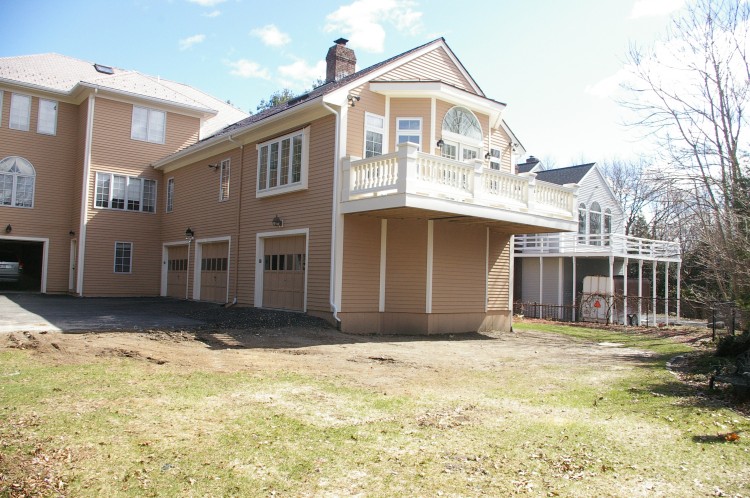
263,235 -> 305,311
166,245 -> 188,299
200,241 -> 228,303
0,239 -> 43,293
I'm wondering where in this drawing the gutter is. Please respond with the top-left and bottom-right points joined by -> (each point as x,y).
321,100 -> 342,329
228,134 -> 243,307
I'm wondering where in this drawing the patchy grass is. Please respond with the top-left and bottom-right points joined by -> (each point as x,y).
1,325 -> 750,497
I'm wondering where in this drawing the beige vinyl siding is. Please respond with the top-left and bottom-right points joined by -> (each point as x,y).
0,92 -> 80,293
159,147 -> 241,299
379,47 -> 476,93
487,230 -> 511,310
489,126 -> 512,173
431,222 -> 486,313
341,215 -> 381,312
389,98 -> 430,152
345,85 -> 386,157
385,219 -> 427,312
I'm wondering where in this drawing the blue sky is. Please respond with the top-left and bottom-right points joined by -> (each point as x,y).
2,0 -> 686,166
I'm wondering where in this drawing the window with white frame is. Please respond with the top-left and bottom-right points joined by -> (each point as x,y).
114,242 -> 132,273
37,99 -> 57,135
9,93 -> 31,131
166,177 -> 174,212
396,118 -> 422,150
489,148 -> 502,170
257,127 -> 309,197
0,156 -> 35,208
219,159 -> 230,201
589,202 -> 602,245
131,106 -> 166,144
364,113 -> 384,158
604,208 -> 612,246
95,172 -> 156,212
440,106 -> 483,163
578,203 -> 587,242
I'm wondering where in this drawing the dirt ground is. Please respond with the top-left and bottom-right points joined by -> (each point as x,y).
1,325 -> 659,395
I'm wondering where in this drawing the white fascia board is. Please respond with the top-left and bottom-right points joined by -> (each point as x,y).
368,81 -> 506,122
587,165 -> 625,218
499,120 -> 525,155
0,78 -> 80,103
153,95 -> 326,171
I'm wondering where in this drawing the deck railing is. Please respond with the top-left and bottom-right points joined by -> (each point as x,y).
514,232 -> 681,261
342,142 -> 577,218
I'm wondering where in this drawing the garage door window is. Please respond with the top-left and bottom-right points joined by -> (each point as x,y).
0,156 -> 36,208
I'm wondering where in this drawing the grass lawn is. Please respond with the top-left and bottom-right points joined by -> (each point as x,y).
1,322 -> 749,497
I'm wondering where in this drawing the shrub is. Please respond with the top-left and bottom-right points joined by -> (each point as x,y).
715,331 -> 750,357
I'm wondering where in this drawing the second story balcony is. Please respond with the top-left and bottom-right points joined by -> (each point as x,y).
514,232 -> 682,262
340,142 -> 579,232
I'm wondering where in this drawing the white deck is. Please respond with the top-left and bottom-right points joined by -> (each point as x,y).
514,232 -> 681,262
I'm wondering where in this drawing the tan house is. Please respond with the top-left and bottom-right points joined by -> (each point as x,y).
1,38 -> 578,334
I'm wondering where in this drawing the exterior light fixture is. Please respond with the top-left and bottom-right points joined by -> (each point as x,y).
347,94 -> 360,107
484,152 -> 491,160
185,227 -> 195,240
208,163 -> 219,170
272,215 -> 283,227
436,139 -> 444,148
4,224 -> 11,234
69,230 -> 75,236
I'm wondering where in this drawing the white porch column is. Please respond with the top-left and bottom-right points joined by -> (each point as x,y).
664,262 -> 669,326
539,257 -> 543,318
623,257 -> 629,326
608,256 -> 614,325
572,256 -> 577,322
558,258 -> 563,321
638,259 -> 643,326
426,220 -> 434,313
652,261 -> 657,327
379,219 -> 387,312
676,262 -> 681,320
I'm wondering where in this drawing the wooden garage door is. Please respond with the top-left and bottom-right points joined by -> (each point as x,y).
263,236 -> 305,311
166,245 -> 188,299
200,242 -> 229,303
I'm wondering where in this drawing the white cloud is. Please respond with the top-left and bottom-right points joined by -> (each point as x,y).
186,0 -> 225,6
251,24 -> 291,47
178,34 -> 206,51
203,9 -> 221,17
325,0 -> 423,53
585,68 -> 631,98
228,59 -> 271,79
277,59 -> 326,88
630,0 -> 684,19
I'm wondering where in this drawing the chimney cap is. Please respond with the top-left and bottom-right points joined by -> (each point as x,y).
333,38 -> 349,45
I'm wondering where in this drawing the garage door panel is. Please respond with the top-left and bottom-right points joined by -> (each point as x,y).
262,235 -> 305,311
200,242 -> 228,303
166,245 -> 188,299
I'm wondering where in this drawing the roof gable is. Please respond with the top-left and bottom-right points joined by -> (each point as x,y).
376,46 -> 479,94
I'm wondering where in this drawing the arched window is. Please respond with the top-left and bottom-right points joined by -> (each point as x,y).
440,106 -> 483,161
604,208 -> 612,246
578,203 -> 587,242
0,156 -> 36,208
589,202 -> 602,245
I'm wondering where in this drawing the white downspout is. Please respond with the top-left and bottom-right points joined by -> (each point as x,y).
76,90 -> 96,296
228,134 -> 242,306
322,101 -> 342,327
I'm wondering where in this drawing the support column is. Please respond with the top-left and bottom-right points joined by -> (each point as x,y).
638,259 -> 643,326
623,257 -> 629,326
652,260 -> 657,327
538,256 -> 543,318
664,262 -> 669,326
608,256 -> 614,325
379,219 -> 387,312
572,256 -> 577,322
558,258 -> 563,320
426,220 -> 434,313
676,261 -> 681,320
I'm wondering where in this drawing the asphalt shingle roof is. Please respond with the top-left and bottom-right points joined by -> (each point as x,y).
534,163 -> 595,186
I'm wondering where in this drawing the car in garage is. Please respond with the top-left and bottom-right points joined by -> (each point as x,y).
0,251 -> 23,282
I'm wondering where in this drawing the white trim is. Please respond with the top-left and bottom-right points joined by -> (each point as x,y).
426,220 -> 434,313
333,106 -> 347,315
161,240 -> 190,296
509,235 -> 515,311
9,93 -> 31,131
36,98 -> 57,135
94,172 -> 157,213
379,219 -> 387,312
363,111 -> 385,158
165,177 -> 174,213
384,97 -> 391,154
193,236 -> 232,302
558,257 -> 564,307
76,93 -> 95,295
255,126 -> 310,198
395,117 -> 423,150
430,97 -> 437,155
254,228 -> 310,311
485,227 -> 489,312
219,158 -> 230,202
130,105 -> 166,144
0,235 -> 48,293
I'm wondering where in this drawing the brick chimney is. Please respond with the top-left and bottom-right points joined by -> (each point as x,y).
326,38 -> 357,83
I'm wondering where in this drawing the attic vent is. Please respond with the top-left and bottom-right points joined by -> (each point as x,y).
94,63 -> 114,75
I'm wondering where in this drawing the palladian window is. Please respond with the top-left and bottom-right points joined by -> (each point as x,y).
589,202 -> 602,246
440,106 -> 483,162
0,156 -> 36,208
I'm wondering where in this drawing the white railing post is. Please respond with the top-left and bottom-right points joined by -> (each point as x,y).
472,159 -> 484,199
518,172 -> 537,210
396,142 -> 419,194
341,156 -> 354,202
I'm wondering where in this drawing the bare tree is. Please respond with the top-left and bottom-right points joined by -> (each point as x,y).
622,0 -> 750,304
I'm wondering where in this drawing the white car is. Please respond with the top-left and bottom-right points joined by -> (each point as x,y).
0,251 -> 22,283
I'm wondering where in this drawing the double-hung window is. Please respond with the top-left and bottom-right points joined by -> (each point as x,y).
131,106 -> 166,144
396,118 -> 422,150
364,113 -> 384,158
219,159 -> 230,201
166,178 -> 174,212
114,242 -> 133,273
95,172 -> 156,212
488,148 -> 502,170
37,99 -> 57,135
9,93 -> 31,131
257,127 -> 309,197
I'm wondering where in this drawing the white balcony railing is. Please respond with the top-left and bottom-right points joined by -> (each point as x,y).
514,232 -> 682,261
342,142 -> 578,220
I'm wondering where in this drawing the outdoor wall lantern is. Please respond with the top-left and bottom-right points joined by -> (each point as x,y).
4,224 -> 11,234
484,152 -> 491,160
347,94 -> 360,107
208,163 -> 219,171
185,227 -> 195,241
436,139 -> 444,148
69,230 -> 75,236
272,215 -> 284,228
